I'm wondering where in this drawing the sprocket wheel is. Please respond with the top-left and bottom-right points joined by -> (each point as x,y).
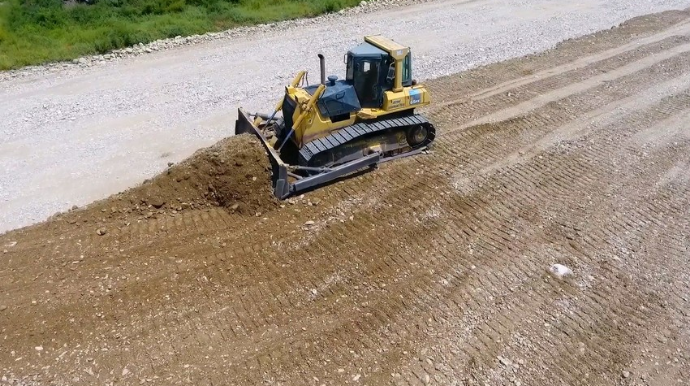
406,124 -> 429,147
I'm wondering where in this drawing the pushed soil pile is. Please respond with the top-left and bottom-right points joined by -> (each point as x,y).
51,134 -> 278,227
133,134 -> 278,215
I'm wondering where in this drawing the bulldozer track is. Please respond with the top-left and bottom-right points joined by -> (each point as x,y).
299,114 -> 435,166
2,9 -> 690,386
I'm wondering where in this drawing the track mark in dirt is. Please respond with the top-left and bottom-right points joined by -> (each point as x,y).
387,105 -> 690,384
631,106 -> 690,147
469,74 -> 690,183
429,46 -> 690,193
655,159 -> 690,188
458,41 -> 690,129
446,20 -> 690,104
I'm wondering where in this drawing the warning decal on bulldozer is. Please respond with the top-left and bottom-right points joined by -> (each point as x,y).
409,89 -> 422,105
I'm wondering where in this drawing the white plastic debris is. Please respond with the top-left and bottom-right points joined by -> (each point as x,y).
549,264 -> 573,278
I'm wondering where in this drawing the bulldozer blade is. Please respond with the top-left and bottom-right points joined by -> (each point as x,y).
234,108 -> 382,200
235,108 -> 291,199
290,152 -> 380,193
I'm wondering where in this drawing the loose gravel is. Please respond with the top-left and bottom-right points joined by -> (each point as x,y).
1,0 -> 690,233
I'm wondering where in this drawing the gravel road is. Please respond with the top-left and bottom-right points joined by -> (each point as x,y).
1,0 -> 690,233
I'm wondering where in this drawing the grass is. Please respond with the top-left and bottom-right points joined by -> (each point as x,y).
0,0 -> 360,70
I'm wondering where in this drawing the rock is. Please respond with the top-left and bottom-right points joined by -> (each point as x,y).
230,203 -> 240,212
352,374 -> 361,381
622,371 -> 630,378
150,199 -> 165,209
96,227 -> 107,236
122,368 -> 130,376
549,263 -> 572,278
0,305 -> 6,311
304,220 -> 315,226
35,346 -> 43,351
360,1 -> 367,6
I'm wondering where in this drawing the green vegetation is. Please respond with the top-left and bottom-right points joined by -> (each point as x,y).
0,0 -> 360,70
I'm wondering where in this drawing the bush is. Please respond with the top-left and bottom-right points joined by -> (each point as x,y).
0,0 -> 362,70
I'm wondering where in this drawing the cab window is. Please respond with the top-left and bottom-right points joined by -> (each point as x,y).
354,59 -> 380,107
403,53 -> 411,84
346,54 -> 354,81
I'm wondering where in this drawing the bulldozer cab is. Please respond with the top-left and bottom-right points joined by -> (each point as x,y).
345,39 -> 412,108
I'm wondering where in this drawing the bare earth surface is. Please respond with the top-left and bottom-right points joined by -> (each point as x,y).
1,8 -> 690,386
2,0 -> 690,232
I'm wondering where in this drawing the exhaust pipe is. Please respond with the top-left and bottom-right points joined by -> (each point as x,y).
318,54 -> 326,85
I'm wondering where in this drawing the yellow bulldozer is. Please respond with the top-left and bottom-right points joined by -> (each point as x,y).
235,35 -> 436,199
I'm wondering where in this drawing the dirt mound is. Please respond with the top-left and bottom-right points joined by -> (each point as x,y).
130,134 -> 278,215
50,134 -> 279,227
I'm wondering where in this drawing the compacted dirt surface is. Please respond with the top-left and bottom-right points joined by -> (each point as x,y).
2,9 -> 690,386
